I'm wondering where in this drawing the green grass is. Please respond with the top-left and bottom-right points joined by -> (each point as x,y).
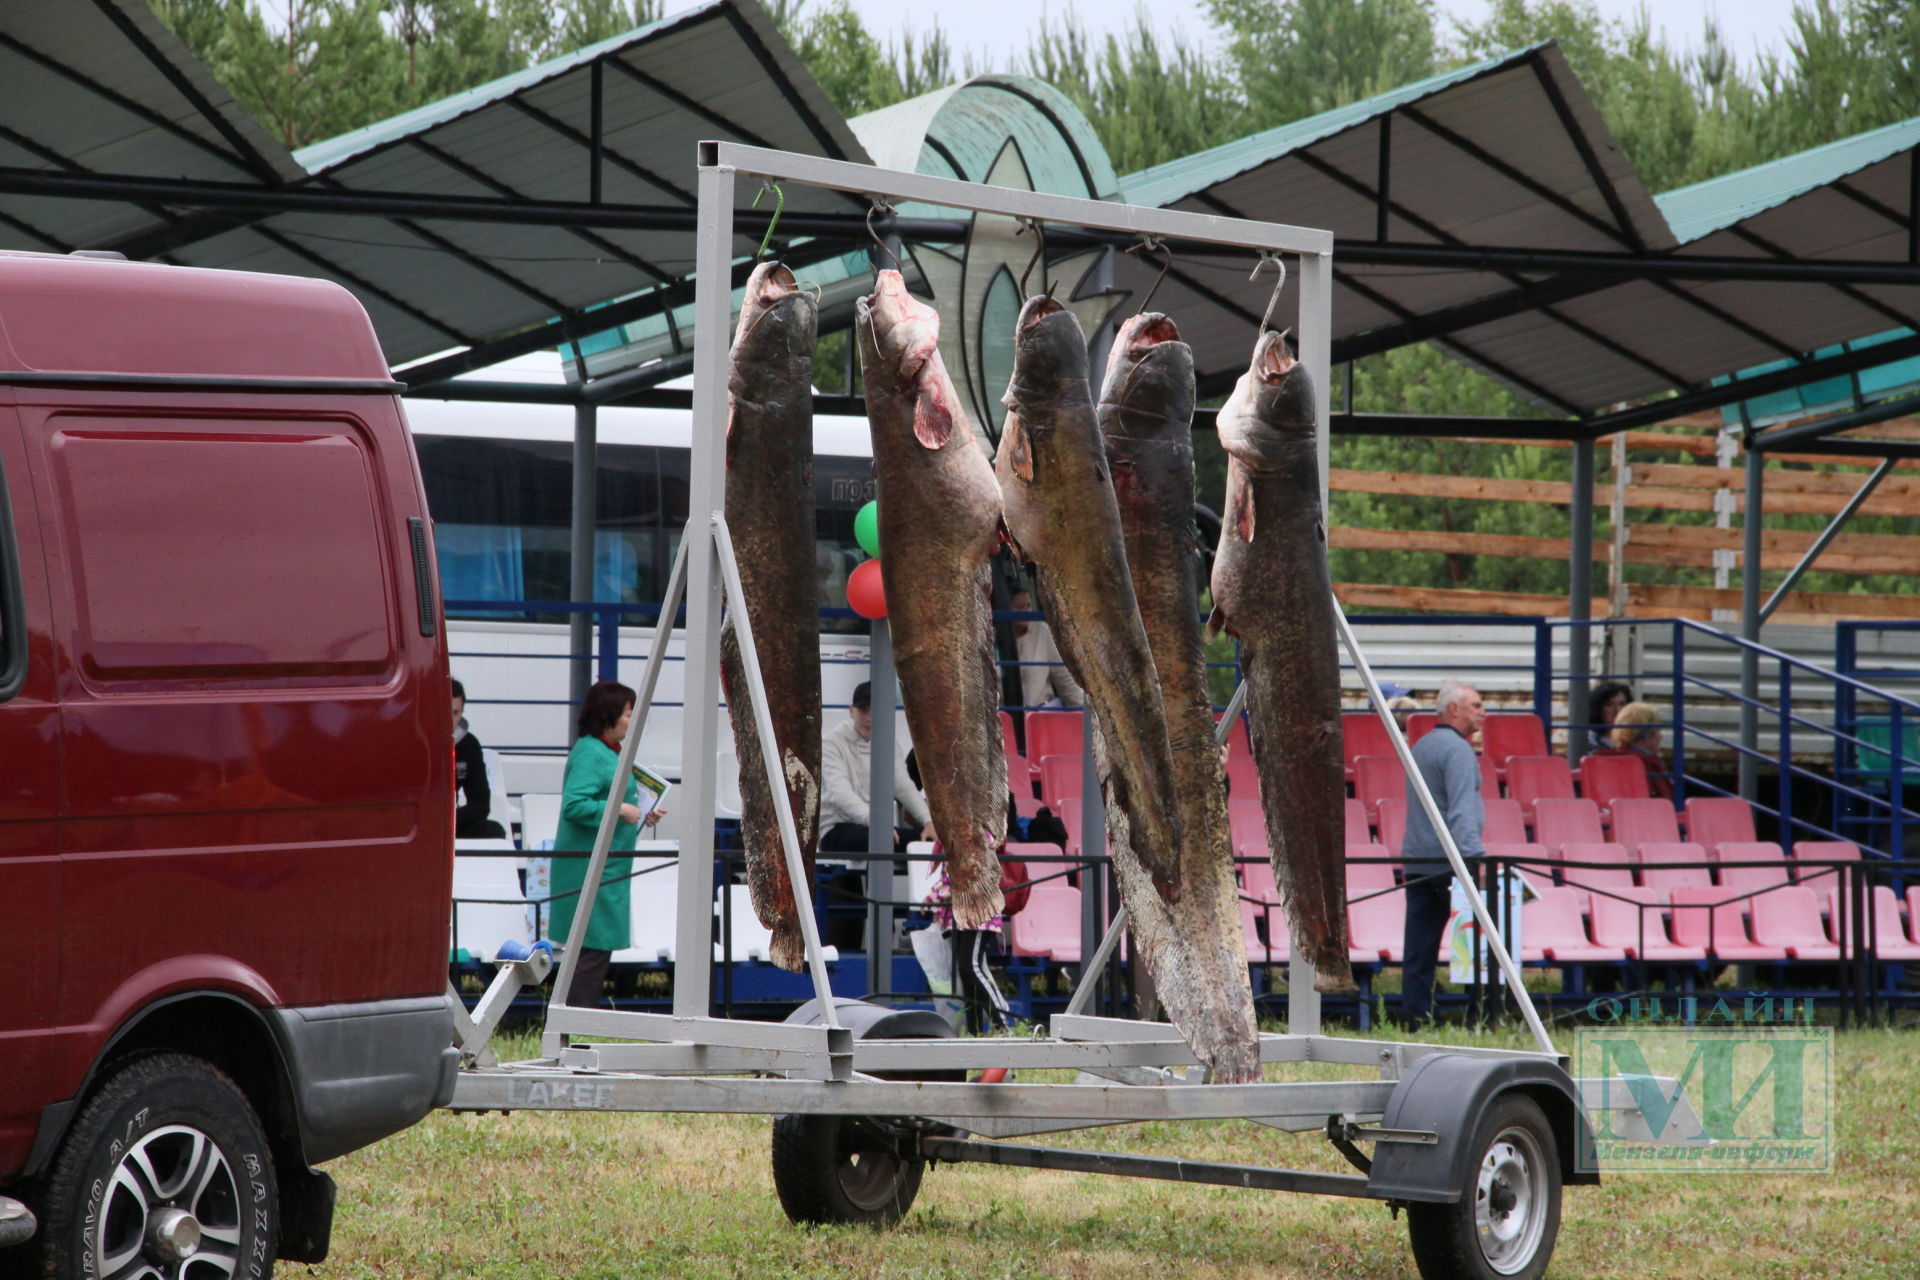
294,1023 -> 1920,1279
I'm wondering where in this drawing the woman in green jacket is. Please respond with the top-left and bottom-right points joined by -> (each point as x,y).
550,680 -> 661,1007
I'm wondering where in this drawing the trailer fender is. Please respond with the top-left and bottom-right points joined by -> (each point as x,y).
784,998 -> 962,1082
1365,1053 -> 1599,1204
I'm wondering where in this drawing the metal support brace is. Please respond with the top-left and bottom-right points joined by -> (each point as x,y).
1568,438 -> 1595,765
1740,445 -> 1765,798
1759,458 -> 1894,622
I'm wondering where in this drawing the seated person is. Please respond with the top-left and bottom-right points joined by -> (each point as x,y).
1591,701 -> 1673,801
819,681 -> 935,949
452,678 -> 505,839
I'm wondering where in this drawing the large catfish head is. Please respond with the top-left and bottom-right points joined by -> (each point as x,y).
1099,312 -> 1195,443
1216,329 -> 1316,472
1002,293 -> 1091,424
856,269 -> 958,448
732,261 -> 818,365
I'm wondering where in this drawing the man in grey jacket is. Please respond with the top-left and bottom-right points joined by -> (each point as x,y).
1400,680 -> 1486,1032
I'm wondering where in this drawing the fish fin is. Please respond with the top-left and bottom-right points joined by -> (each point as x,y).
1313,963 -> 1359,996
1205,603 -> 1229,643
913,392 -> 954,448
949,879 -> 1005,932
768,919 -> 806,973
1004,412 -> 1034,481
1232,481 -> 1256,543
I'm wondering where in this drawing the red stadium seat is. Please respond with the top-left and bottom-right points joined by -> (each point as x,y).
1228,798 -> 1268,860
1521,886 -> 1625,964
1346,846 -> 1397,896
1636,843 -> 1714,899
1241,856 -> 1279,906
1714,842 -> 1791,896
1407,712 -> 1437,744
1037,753 -> 1084,810
1532,798 -> 1604,853
1055,798 -> 1088,860
1483,798 -> 1527,845
1376,798 -> 1407,857
1239,896 -> 1271,963
1506,755 -> 1576,825
1218,713 -> 1259,799
1481,752 -> 1502,800
1558,843 -> 1636,910
1685,797 -> 1757,852
1345,797 -> 1371,846
1485,843 -> 1555,892
1482,713 -> 1549,777
1791,841 -> 1861,893
1590,887 -> 1706,962
1347,888 -> 1406,963
1353,753 -> 1407,824
1579,752 -> 1651,819
1002,710 -> 1040,792
1025,710 -> 1087,768
1342,712 -> 1394,783
1007,880 -> 1082,962
1669,887 -> 1785,962
1869,887 -> 1920,961
1609,797 -> 1683,857
1749,887 -> 1840,961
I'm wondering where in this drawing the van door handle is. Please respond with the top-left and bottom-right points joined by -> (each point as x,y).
407,516 -> 437,638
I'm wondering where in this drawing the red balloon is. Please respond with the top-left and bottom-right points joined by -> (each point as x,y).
847,558 -> 887,619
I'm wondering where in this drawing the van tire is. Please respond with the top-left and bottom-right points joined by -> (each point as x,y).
32,1053 -> 278,1280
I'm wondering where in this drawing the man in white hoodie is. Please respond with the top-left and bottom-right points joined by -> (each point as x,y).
818,680 -> 935,854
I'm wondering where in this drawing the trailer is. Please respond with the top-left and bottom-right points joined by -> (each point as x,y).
446,143 -> 1701,1280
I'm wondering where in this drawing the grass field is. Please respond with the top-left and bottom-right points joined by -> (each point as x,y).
298,1021 -> 1919,1280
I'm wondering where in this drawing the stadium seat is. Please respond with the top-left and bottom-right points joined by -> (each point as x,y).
1481,752 -> 1502,800
1669,887 -> 1785,962
1241,856 -> 1280,906
1483,798 -> 1528,845
1347,887 -> 1406,962
1218,714 -> 1259,798
1056,798 -> 1089,862
1025,710 -> 1087,767
1482,713 -> 1549,777
1240,896 -> 1272,963
1686,796 -> 1758,851
1008,880 -> 1082,963
1589,887 -> 1707,962
1342,712 -> 1394,783
1636,843 -> 1714,899
1610,797 -> 1683,856
1037,753 -> 1084,810
1558,843 -> 1636,909
1506,755 -> 1576,824
451,845 -> 533,962
518,792 -> 563,853
1532,798 -> 1605,853
715,882 -> 838,964
614,854 -> 682,965
1407,712 -> 1437,744
1228,798 -> 1269,859
1353,753 -> 1407,824
1749,887 -> 1840,961
1791,840 -> 1861,893
1484,843 -> 1554,888
1376,797 -> 1408,856
1869,887 -> 1920,961
1345,797 -> 1372,846
1579,751 -> 1651,819
1521,886 -> 1625,964
1714,842 -> 1792,896
1346,845 -> 1397,896
1002,710 -> 1040,793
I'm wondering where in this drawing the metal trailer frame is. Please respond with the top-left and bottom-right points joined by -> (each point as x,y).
451,143 -> 1696,1267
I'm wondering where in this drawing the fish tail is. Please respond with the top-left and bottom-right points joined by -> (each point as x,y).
768,918 -> 807,973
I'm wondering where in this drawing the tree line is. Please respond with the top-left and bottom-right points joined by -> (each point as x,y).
148,0 -> 1920,603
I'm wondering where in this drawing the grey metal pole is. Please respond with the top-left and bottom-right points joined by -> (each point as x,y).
1759,458 -> 1893,623
1567,438 -> 1594,765
569,401 -> 599,722
1740,445 -> 1764,799
867,620 -> 898,991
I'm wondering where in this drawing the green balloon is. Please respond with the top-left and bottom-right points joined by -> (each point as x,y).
854,500 -> 881,558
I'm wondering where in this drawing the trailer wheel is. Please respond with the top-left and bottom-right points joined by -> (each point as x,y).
1406,1093 -> 1561,1280
770,1114 -> 923,1227
31,1053 -> 278,1280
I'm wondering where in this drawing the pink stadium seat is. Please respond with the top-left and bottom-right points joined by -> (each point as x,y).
1008,880 -> 1082,962
1056,798 -> 1088,862
1506,755 -> 1576,824
1685,797 -> 1757,852
1869,887 -> 1920,961
1012,789 -> 1042,819
1239,896 -> 1271,963
1376,797 -> 1407,856
1025,710 -> 1087,769
1342,712 -> 1394,783
1481,752 -> 1502,800
1345,797 -> 1371,846
1037,753 -> 1084,810
1239,895 -> 1292,964
1218,713 -> 1259,799
1483,798 -> 1528,845
1749,887 -> 1840,961
1407,712 -> 1437,744
1353,753 -> 1408,825
1241,857 -> 1279,906
1579,751 -> 1651,818
1636,843 -> 1714,898
1347,888 -> 1406,963
1002,710 -> 1040,790
1482,713 -> 1549,777
1590,887 -> 1707,962
1532,798 -> 1604,853
1668,887 -> 1785,962
1714,842 -> 1792,896
1346,846 -> 1397,896
1485,843 -> 1554,886
1609,797 -> 1684,856
1228,798 -> 1268,860
1791,841 -> 1861,893
1521,886 -> 1625,964
1559,843 -> 1636,909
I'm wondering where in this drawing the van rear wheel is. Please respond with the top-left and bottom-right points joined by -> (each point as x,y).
32,1053 -> 277,1280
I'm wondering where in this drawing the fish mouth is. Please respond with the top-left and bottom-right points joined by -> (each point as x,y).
1122,312 -> 1181,350
1254,328 -> 1297,383
1017,292 -> 1065,332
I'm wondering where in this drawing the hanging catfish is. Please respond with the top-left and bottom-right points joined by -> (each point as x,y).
720,260 -> 823,972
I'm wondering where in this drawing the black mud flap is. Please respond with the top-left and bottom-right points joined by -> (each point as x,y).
276,1166 -> 337,1264
1365,1053 -> 1599,1204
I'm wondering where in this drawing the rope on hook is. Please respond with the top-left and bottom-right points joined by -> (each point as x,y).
1250,252 -> 1288,336
1124,235 -> 1172,316
1016,218 -> 1048,300
751,181 -> 785,261
865,198 -> 901,275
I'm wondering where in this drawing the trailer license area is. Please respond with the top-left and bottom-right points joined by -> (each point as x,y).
507,1080 -> 619,1109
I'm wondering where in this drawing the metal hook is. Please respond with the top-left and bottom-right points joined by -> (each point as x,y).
866,199 -> 900,275
1250,252 -> 1288,335
751,181 -> 784,261
1125,236 -> 1172,316
1017,218 -> 1047,300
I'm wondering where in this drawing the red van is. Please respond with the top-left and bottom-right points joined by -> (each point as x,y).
0,252 -> 457,1276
